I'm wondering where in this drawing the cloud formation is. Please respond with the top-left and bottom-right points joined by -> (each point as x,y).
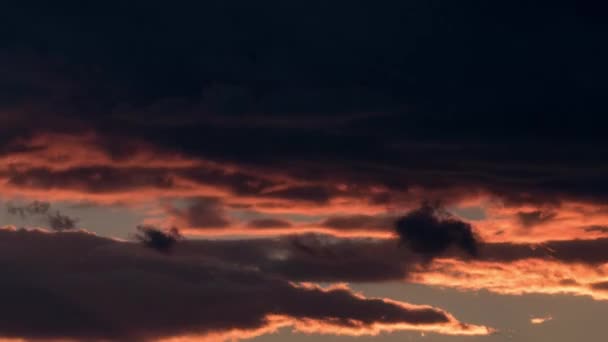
0,3 -> 607,340
6,200 -> 78,231
517,210 -> 557,228
395,204 -> 479,258
6,200 -> 50,217
166,197 -> 231,229
0,228 -> 490,341
135,225 -> 182,253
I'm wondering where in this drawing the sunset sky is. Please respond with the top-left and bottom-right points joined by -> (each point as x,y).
1,1 -> 608,341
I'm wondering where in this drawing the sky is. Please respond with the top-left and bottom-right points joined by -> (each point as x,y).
0,1 -> 608,341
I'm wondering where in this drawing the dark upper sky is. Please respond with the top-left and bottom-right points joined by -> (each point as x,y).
1,1 -> 608,341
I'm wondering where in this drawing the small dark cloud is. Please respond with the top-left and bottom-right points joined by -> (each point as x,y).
590,281 -> 608,291
135,225 -> 182,253
46,211 -> 78,231
6,200 -> 50,218
168,197 -> 231,229
395,203 -> 479,258
247,218 -> 292,229
6,201 -> 78,231
517,210 -> 557,228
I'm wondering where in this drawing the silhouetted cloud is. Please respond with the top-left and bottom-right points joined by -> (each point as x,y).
135,225 -> 182,253
46,211 -> 78,231
395,203 -> 479,258
6,200 -> 50,218
0,228 -> 490,340
516,210 -> 557,228
6,200 -> 78,231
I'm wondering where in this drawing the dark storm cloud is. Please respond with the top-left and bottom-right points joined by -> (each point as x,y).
395,204 -> 479,258
0,1 -> 607,208
247,218 -> 292,228
0,228 -> 486,340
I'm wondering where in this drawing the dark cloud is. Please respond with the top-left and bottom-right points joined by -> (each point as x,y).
6,200 -> 50,218
46,210 -> 78,231
4,166 -> 175,193
247,218 -> 292,229
479,237 -> 608,265
269,235 -> 409,282
0,228 -> 485,340
135,225 -> 182,253
6,200 -> 78,231
516,210 -> 557,228
590,281 -> 608,291
0,1 -> 605,209
167,197 -> 231,229
395,204 -> 479,258
261,186 -> 332,204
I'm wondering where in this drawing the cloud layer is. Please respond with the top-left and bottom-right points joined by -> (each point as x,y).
0,228 -> 490,341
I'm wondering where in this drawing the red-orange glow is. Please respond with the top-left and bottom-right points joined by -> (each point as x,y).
410,258 -> 608,300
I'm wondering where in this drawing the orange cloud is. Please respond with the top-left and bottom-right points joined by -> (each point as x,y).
4,133 -> 608,247
409,258 -> 608,300
530,315 -> 553,325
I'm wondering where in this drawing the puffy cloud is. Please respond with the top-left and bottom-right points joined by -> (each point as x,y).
46,210 -> 78,231
395,204 -> 479,258
135,225 -> 182,253
0,1 -> 607,218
